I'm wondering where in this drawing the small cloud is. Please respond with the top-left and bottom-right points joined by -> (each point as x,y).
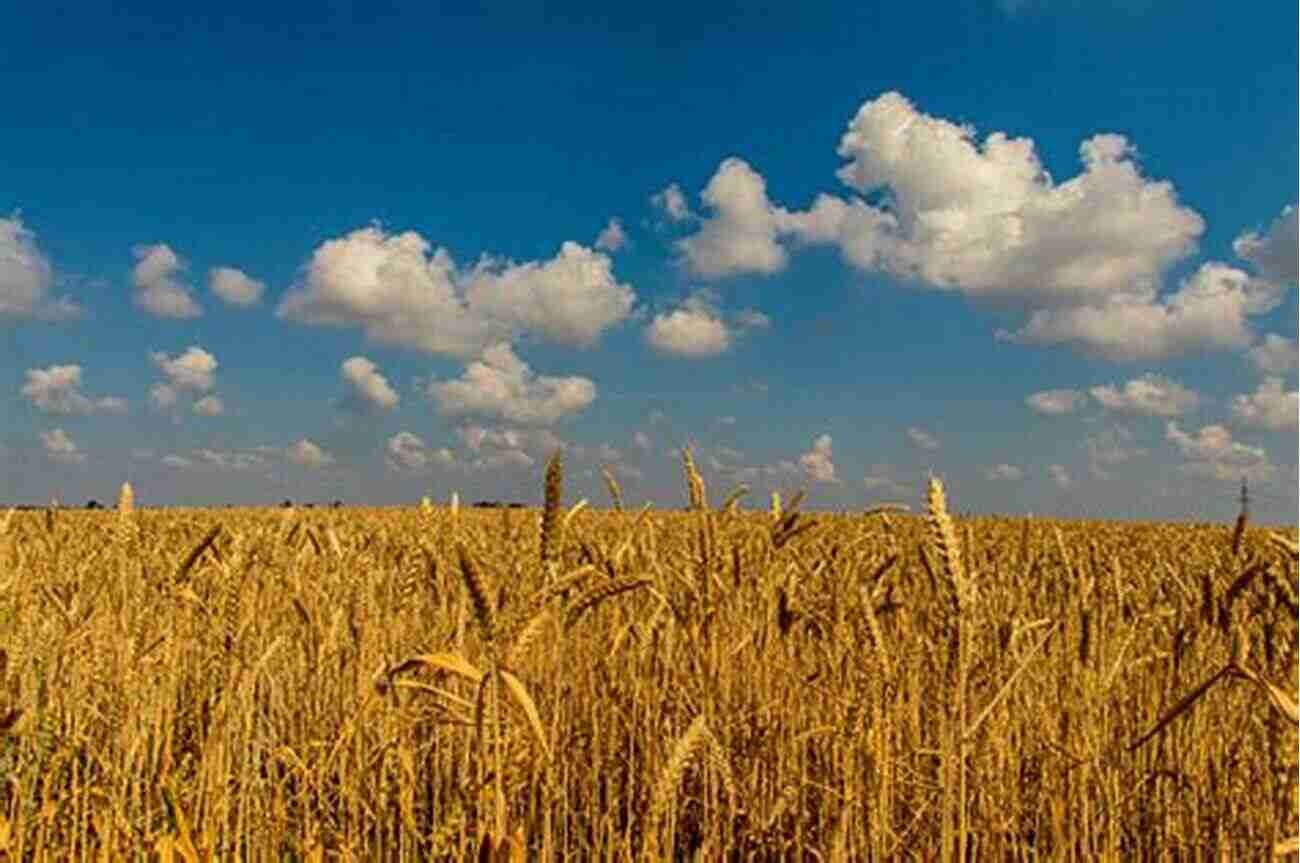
799,434 -> 838,483
131,243 -> 202,319
1233,204 -> 1298,285
1246,334 -> 1297,375
192,395 -> 224,416
287,438 -> 335,468
428,343 -> 595,424
983,463 -> 1024,482
1230,377 -> 1298,431
645,292 -> 732,358
736,308 -> 771,329
1049,464 -> 1073,489
209,266 -> 266,307
21,364 -> 126,415
595,218 -> 628,252
1090,374 -> 1200,417
341,356 -> 400,412
651,183 -> 692,223
1025,388 -> 1085,416
0,216 -> 81,320
632,430 -> 652,451
1165,421 -> 1274,482
41,428 -> 85,464
1086,425 -> 1145,480
906,426 -> 940,450
151,346 -> 218,392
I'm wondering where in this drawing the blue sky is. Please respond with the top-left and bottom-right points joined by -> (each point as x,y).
3,0 -> 1297,522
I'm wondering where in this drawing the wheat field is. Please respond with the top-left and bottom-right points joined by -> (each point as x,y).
0,460 -> 1295,861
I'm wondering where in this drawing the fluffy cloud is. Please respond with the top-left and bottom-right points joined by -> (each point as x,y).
1089,374 -> 1200,417
41,428 -> 85,464
277,227 -> 634,358
0,216 -> 79,320
131,244 -> 202,319
287,438 -> 335,468
457,424 -> 565,470
983,463 -> 1024,481
595,218 -> 628,252
150,346 -> 220,413
428,343 -> 595,424
906,426 -> 940,450
651,183 -> 692,222
1246,334 -> 1297,375
1086,425 -> 1144,480
1233,204 -> 1298,285
1026,388 -> 1085,415
1230,377 -> 1298,431
1003,262 -> 1283,360
209,266 -> 265,307
645,295 -> 732,357
21,365 -> 126,415
161,450 -> 267,471
340,356 -> 399,412
1165,421 -> 1274,482
1049,464 -> 1073,489
385,431 -> 453,472
676,158 -> 791,278
192,395 -> 224,416
799,434 -> 838,482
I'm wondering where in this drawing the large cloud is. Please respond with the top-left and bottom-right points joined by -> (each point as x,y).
427,343 -> 596,424
21,365 -> 126,415
1230,377 -> 1298,431
132,244 -> 202,319
1089,374 -> 1200,417
0,216 -> 79,320
277,227 -> 634,358
340,356 -> 400,412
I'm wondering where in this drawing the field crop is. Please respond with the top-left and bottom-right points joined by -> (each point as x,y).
0,459 -> 1295,860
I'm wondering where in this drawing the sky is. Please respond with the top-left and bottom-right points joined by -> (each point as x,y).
3,0 -> 1297,523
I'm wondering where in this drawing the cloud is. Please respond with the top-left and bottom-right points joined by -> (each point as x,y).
651,183 -> 692,222
340,356 -> 400,412
428,343 -> 596,424
0,216 -> 80,320
863,463 -> 910,496
906,426 -> 940,450
277,227 -> 634,357
191,449 -> 268,471
384,431 -> 453,472
736,308 -> 771,329
632,430 -> 652,451
1165,421 -> 1274,482
645,293 -> 732,357
21,365 -> 126,415
151,346 -> 218,392
1025,388 -> 1086,415
131,244 -> 202,319
1086,425 -> 1144,479
676,158 -> 792,278
983,463 -> 1024,481
595,218 -> 628,252
40,428 -> 85,464
208,266 -> 265,307
799,434 -> 838,483
1246,334 -> 1297,375
1234,204 -> 1298,285
192,395 -> 224,416
1002,262 -> 1283,360
1230,377 -> 1298,431
456,424 -> 564,470
1049,464 -> 1073,489
1089,374 -> 1200,417
287,438 -> 335,468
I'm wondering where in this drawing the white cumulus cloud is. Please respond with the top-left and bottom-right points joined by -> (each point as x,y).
645,293 -> 732,357
340,356 -> 400,412
1025,388 -> 1086,415
209,266 -> 265,307
21,365 -> 126,415
1234,204 -> 1298,285
287,438 -> 335,468
0,216 -> 80,320
1089,374 -> 1200,417
428,343 -> 595,425
1165,421 -> 1274,482
651,183 -> 692,222
277,227 -> 634,358
151,346 -> 218,392
132,244 -> 202,319
1230,377 -> 1298,431
41,428 -> 85,464
799,434 -> 838,482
